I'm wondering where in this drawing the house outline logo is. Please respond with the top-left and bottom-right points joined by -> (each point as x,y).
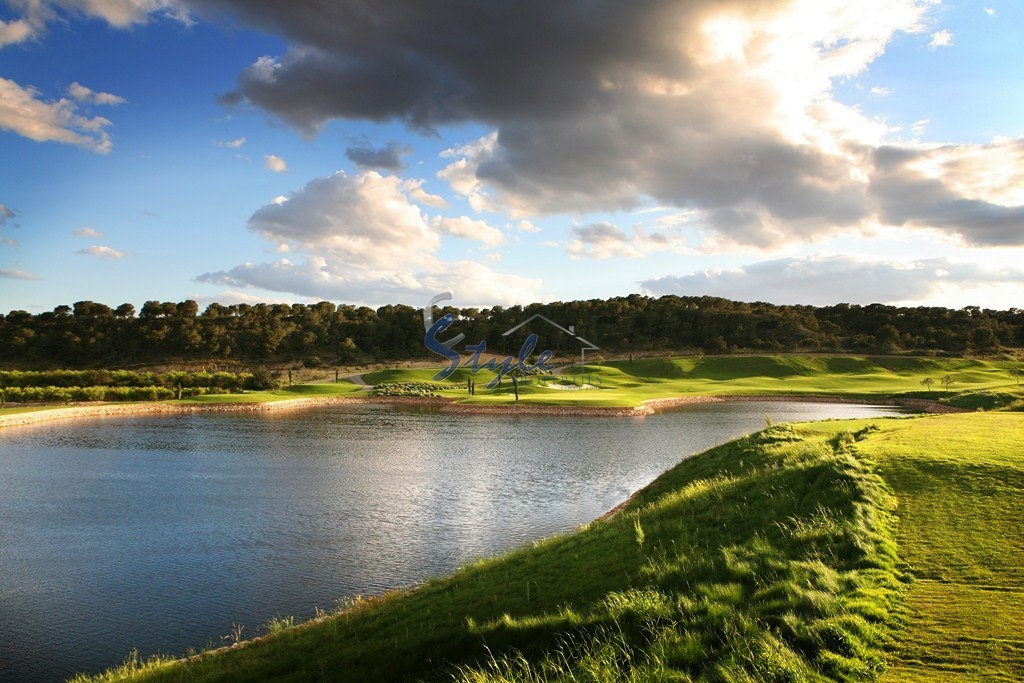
501,314 -> 600,369
422,293 -> 601,388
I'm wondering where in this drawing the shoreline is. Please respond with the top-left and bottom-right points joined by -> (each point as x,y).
0,393 -> 960,430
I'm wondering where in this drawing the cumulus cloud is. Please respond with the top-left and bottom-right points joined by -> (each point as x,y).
67,82 -> 126,106
345,141 -> 411,171
641,255 -> 1024,307
204,1 -> 1019,252
245,171 -> 437,268
401,178 -> 447,208
0,76 -> 120,153
264,154 -> 287,172
197,169 -> 543,305
431,216 -> 505,248
928,29 -> 954,49
78,245 -> 126,260
0,16 -> 34,48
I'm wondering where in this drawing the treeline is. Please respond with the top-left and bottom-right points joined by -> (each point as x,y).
0,295 -> 1021,369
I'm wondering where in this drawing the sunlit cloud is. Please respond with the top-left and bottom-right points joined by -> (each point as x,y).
928,29 -> 953,50
78,245 -> 126,260
0,76 -> 118,153
74,226 -> 105,238
264,154 -> 288,173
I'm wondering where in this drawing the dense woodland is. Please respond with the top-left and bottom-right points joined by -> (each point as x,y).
0,295 -> 1021,369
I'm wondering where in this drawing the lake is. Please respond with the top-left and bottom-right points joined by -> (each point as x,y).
0,400 -> 906,681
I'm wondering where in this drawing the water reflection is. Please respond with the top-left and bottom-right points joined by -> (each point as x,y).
0,401 -> 904,682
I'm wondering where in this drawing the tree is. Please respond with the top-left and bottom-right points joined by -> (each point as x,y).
940,374 -> 954,393
1011,367 -> 1021,386
921,377 -> 934,392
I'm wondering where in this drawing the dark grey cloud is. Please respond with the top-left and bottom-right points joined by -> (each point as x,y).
870,142 -> 1024,246
198,0 -> 704,131
641,256 -> 1020,307
345,141 -> 411,171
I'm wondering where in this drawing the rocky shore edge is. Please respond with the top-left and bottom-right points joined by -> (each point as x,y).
0,393 -> 961,430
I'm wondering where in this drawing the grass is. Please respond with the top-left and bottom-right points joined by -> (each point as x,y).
4,354 -> 1019,413
853,413 -> 1024,681
352,355 -> 1022,409
74,420 -> 909,682
0,404 -> 68,415
174,382 -> 366,403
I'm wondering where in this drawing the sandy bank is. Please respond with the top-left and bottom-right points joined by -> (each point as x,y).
0,392 -> 960,431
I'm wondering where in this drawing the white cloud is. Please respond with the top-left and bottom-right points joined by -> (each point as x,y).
0,1 -> 187,49
641,254 -> 1024,307
198,170 -> 543,305
0,76 -> 116,153
0,17 -> 34,48
264,154 -> 288,173
928,29 -> 954,50
245,171 -> 437,269
401,178 -> 447,208
515,220 -> 542,234
0,203 -> 14,224
74,226 -> 105,238
191,289 -> 303,308
78,245 -> 126,260
0,267 -> 40,280
431,216 -> 505,248
67,82 -> 126,106
984,7 -> 997,17
870,86 -> 892,97
197,256 -> 543,308
215,136 -> 246,149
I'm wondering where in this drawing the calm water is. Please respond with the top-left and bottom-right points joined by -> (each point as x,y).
0,401 -> 905,681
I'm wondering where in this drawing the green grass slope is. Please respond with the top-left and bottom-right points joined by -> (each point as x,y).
77,421 -> 907,682
856,413 -> 1024,681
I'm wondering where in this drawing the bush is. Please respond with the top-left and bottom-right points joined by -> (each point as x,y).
939,390 -> 1023,411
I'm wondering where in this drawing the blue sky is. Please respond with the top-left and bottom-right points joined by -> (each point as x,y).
1,0 -> 1022,313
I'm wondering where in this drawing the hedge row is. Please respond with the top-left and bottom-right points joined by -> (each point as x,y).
0,369 -> 271,391
0,385 -> 223,403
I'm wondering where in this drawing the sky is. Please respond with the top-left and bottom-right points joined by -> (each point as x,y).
1,0 -> 1022,314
